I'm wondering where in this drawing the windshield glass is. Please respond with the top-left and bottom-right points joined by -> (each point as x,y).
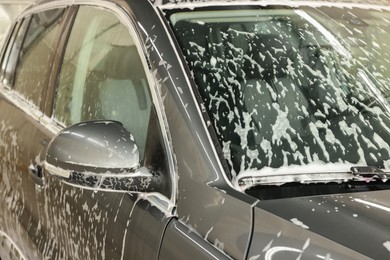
168,6 -> 390,180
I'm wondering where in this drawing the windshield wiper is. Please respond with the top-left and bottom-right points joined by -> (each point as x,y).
351,166 -> 389,182
235,165 -> 390,191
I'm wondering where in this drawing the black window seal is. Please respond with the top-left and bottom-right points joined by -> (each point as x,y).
0,20 -> 23,85
4,16 -> 32,88
42,6 -> 77,117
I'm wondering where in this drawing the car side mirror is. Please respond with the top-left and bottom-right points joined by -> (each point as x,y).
44,120 -> 161,192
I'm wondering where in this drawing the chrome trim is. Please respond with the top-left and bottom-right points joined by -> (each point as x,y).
43,161 -> 71,178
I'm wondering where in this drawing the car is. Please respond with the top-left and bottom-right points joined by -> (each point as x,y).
1,0 -> 390,259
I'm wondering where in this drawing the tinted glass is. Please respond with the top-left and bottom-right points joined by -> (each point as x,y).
3,18 -> 29,85
54,6 -> 152,158
170,8 -> 390,177
13,9 -> 65,107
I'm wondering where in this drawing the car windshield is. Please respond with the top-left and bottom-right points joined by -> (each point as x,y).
168,6 -> 390,182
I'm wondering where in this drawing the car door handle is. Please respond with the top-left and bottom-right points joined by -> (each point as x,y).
28,164 -> 44,186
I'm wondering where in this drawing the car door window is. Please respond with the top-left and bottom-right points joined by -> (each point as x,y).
2,18 -> 29,85
11,9 -> 66,108
53,6 -> 152,159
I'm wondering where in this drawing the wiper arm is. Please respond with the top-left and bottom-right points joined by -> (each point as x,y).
234,165 -> 390,191
351,166 -> 390,182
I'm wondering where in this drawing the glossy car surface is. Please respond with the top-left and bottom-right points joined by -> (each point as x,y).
0,0 -> 389,259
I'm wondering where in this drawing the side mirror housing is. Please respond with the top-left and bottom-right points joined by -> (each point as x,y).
44,120 -> 161,192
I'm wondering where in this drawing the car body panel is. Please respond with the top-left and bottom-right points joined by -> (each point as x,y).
249,206 -> 370,260
159,219 -> 233,260
0,84 -> 44,259
254,190 -> 390,259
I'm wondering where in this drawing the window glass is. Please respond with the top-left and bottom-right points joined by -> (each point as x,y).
54,6 -> 152,158
170,8 -> 390,177
12,9 -> 65,108
3,18 -> 29,85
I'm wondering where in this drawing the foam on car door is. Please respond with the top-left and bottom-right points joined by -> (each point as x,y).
34,5 -> 174,258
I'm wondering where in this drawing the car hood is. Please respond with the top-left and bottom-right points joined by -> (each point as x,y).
249,190 -> 390,259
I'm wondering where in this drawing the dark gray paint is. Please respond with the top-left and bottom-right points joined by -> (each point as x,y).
159,219 -> 232,260
46,120 -> 140,172
0,0 -> 390,259
256,190 -> 390,259
249,205 -> 370,259
45,120 -> 165,193
126,0 -> 257,258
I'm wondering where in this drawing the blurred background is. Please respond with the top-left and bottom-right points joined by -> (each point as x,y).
0,0 -> 32,43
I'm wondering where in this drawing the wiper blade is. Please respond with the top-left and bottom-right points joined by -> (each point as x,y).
351,166 -> 390,182
234,165 -> 390,191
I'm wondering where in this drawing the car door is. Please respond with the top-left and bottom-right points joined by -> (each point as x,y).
28,3 -> 175,259
0,8 -> 69,258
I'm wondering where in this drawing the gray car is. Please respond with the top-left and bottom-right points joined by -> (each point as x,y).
1,0 -> 390,259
